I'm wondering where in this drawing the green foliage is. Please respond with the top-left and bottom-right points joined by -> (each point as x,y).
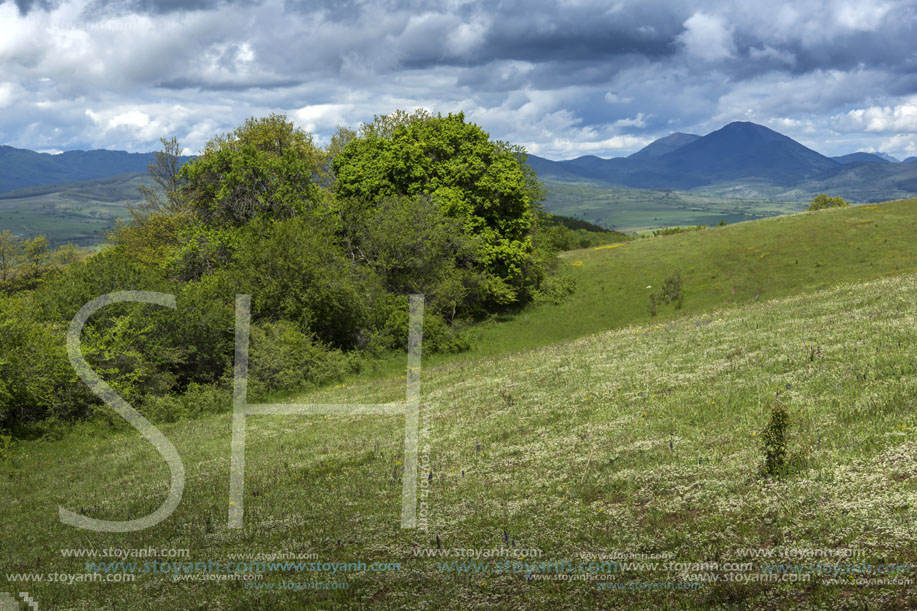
0,112 -> 593,436
142,382 -> 227,424
332,110 -> 544,307
533,274 -> 576,305
180,114 -> 323,228
230,216 -> 370,348
649,272 -> 684,316
0,229 -> 20,282
537,223 -> 628,251
341,195 -> 482,319
247,320 -> 355,399
0,433 -> 11,462
762,402 -> 790,477
651,225 -> 706,237
808,193 -> 848,211
0,294 -> 92,430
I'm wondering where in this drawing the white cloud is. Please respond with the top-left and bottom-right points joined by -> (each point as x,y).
613,113 -> 647,128
878,133 -> 917,156
446,16 -> 491,55
604,92 -> 633,104
293,104 -> 354,134
0,0 -> 914,161
834,1 -> 893,31
677,12 -> 735,62
834,99 -> 917,133
0,83 -> 17,108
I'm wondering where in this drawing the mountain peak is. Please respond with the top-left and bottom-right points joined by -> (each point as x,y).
629,132 -> 701,159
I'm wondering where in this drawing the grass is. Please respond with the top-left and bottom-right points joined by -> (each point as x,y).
3,272 -> 917,608
541,180 -> 808,233
4,200 -> 917,608
364,199 -> 917,378
0,173 -> 147,246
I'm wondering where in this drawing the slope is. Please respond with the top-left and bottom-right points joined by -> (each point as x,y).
0,173 -> 149,245
4,227 -> 917,608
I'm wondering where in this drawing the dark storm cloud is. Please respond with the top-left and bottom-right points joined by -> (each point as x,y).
1,0 -> 916,158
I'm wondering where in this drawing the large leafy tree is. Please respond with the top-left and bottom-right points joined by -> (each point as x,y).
164,115 -> 328,281
181,114 -> 324,228
331,110 -> 544,306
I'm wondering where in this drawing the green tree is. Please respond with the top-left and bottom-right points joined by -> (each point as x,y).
111,137 -> 191,267
809,193 -> 848,211
331,110 -> 544,307
180,114 -> 324,228
343,194 -> 480,321
0,230 -> 23,283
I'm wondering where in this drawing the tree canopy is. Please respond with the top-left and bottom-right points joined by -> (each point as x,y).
0,110 -> 566,433
332,110 -> 544,306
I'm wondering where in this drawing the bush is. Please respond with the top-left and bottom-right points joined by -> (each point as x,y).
762,403 -> 790,477
247,320 -> 355,399
143,383 -> 227,423
648,272 -> 684,316
808,193 -> 848,211
534,274 -> 576,305
0,433 -> 12,462
651,225 -> 705,237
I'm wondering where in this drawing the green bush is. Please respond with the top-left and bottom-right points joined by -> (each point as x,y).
144,383 -> 227,423
0,433 -> 12,462
808,193 -> 848,211
534,274 -> 576,305
332,110 -> 544,308
247,320 -> 355,399
648,272 -> 684,316
762,403 -> 790,477
651,225 -> 706,237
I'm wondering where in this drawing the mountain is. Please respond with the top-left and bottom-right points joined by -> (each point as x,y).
651,122 -> 841,187
628,132 -> 700,159
904,157 -> 917,164
875,152 -> 900,163
833,152 -> 890,164
0,145 -> 191,195
527,122 -> 917,201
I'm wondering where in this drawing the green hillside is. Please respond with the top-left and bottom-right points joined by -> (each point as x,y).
0,173 -> 148,245
4,200 -> 917,608
541,180 -> 807,233
407,199 -> 917,371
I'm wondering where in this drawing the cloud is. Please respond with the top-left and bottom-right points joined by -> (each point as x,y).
677,12 -> 735,62
834,99 -> 917,133
0,0 -> 915,160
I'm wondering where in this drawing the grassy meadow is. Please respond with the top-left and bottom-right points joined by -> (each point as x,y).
541,180 -> 808,233
0,173 -> 147,246
3,201 -> 917,609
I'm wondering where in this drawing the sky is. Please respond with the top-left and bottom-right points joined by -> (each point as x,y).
1,0 -> 916,160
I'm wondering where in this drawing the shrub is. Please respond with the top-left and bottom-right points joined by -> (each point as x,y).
534,274 -> 576,305
762,402 -> 790,477
143,383 -> 227,423
651,225 -> 705,237
648,272 -> 684,316
247,320 -> 354,399
332,110 -> 544,308
808,193 -> 848,211
0,433 -> 12,462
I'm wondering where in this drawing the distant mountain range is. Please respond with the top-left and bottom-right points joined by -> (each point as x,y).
1,123 -> 916,207
528,122 -> 917,202
0,145 -> 192,195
